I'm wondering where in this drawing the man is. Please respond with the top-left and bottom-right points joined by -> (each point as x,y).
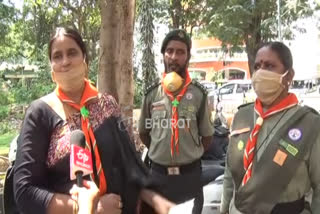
138,29 -> 214,214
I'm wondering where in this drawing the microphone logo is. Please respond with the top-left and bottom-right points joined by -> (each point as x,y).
77,150 -> 89,163
70,144 -> 93,180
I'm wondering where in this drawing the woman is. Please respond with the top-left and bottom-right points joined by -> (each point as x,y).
13,27 -> 174,214
220,42 -> 320,214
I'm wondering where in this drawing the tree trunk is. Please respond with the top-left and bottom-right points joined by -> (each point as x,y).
244,14 -> 262,77
118,0 -> 135,121
98,0 -> 136,139
245,41 -> 256,77
170,0 -> 182,28
98,0 -> 120,100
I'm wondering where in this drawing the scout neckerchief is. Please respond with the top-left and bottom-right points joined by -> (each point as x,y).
55,79 -> 107,195
161,70 -> 192,157
242,93 -> 298,186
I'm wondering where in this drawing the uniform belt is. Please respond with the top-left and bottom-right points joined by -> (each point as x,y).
271,197 -> 308,214
151,160 -> 201,175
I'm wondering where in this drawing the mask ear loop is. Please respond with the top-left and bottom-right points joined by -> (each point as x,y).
83,57 -> 89,79
50,71 -> 56,82
281,70 -> 289,77
280,70 -> 290,84
50,64 -> 56,82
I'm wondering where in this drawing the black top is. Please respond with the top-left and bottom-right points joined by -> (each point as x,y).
14,95 -> 150,214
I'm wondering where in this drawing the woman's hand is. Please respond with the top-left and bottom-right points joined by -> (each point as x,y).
69,180 -> 100,214
140,189 -> 176,214
96,193 -> 122,214
153,196 -> 176,214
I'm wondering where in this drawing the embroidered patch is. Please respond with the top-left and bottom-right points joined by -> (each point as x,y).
186,92 -> 193,100
288,128 -> 302,142
237,140 -> 244,150
279,139 -> 299,157
273,149 -> 287,166
187,105 -> 195,112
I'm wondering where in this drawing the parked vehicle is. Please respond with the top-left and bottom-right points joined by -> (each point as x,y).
169,107 -> 229,214
216,80 -> 256,113
199,80 -> 217,112
290,79 -> 320,112
202,107 -> 229,162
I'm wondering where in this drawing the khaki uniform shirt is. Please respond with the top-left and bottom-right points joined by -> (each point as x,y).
220,105 -> 320,214
138,82 -> 214,165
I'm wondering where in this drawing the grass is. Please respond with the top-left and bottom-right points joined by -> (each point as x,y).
0,132 -> 17,156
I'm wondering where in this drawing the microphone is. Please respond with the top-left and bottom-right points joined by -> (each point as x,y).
70,130 -> 93,187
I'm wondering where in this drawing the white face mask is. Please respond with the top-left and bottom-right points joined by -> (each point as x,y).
51,61 -> 86,92
251,69 -> 289,105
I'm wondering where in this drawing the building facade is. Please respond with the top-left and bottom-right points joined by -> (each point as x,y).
189,38 -> 250,82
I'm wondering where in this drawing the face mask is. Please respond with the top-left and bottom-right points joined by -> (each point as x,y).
252,69 -> 289,105
51,61 -> 87,92
163,71 -> 184,92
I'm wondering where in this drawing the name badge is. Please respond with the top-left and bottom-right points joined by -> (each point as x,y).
152,100 -> 165,111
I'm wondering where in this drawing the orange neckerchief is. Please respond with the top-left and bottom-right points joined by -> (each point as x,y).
242,93 -> 298,186
55,79 -> 107,195
161,71 -> 192,157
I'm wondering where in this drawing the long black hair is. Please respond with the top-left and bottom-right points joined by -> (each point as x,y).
257,41 -> 293,70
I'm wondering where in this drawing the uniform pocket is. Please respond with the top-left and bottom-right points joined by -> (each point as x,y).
179,110 -> 200,146
150,110 -> 167,141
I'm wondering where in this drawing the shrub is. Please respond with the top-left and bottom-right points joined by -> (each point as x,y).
0,120 -> 12,135
0,91 -> 10,105
0,106 -> 9,121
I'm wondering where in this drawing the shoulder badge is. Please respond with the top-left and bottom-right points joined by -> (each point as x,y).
145,81 -> 161,96
192,79 -> 208,95
237,102 -> 254,110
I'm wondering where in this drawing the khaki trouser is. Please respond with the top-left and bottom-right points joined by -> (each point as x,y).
228,198 -> 312,214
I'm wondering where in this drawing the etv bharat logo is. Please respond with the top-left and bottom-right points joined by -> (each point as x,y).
77,149 -> 89,163
117,117 -> 191,130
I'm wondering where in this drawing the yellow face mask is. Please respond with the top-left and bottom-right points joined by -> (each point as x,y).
51,61 -> 87,92
163,72 -> 184,92
252,69 -> 289,105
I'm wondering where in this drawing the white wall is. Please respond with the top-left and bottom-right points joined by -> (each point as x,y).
286,16 -> 320,80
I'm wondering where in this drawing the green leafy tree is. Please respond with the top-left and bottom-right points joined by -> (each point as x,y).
58,0 -> 100,61
0,0 -> 15,43
154,0 -> 212,36
138,0 -> 158,91
204,0 -> 315,75
0,0 -> 18,62
154,0 -> 317,75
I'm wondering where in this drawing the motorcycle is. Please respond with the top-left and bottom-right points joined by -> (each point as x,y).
170,105 -> 230,214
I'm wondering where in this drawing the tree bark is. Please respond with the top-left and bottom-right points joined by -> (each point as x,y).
98,0 -> 136,138
245,13 -> 262,76
118,0 -> 135,120
98,0 -> 120,100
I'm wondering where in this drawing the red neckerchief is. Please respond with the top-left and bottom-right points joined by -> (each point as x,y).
161,71 -> 192,157
55,79 -> 107,195
242,93 -> 298,186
